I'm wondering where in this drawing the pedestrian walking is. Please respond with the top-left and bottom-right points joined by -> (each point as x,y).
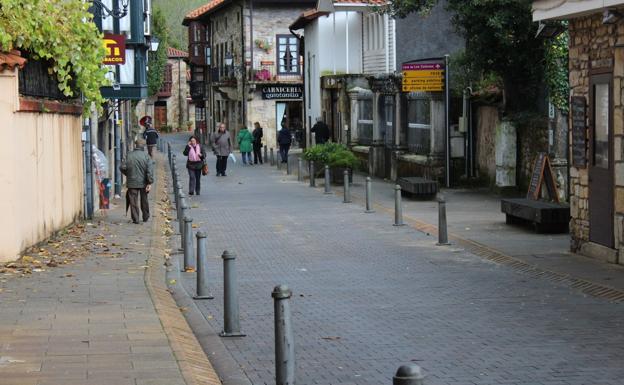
237,126 -> 254,165
311,117 -> 330,145
120,138 -> 154,224
277,122 -> 292,163
183,135 -> 205,195
213,123 -> 232,176
252,122 -> 263,164
141,116 -> 159,158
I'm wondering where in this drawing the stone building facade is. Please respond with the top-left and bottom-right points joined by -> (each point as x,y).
136,47 -> 194,133
534,0 -> 624,264
184,0 -> 314,149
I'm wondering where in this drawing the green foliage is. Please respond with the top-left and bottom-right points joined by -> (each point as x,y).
385,0 -> 564,114
153,0 -> 206,49
303,143 -> 359,169
0,0 -> 108,113
544,30 -> 569,112
148,7 -> 169,96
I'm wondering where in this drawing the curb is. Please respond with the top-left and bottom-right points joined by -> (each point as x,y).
144,154 -> 222,385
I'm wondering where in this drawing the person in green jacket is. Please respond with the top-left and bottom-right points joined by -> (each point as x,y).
120,138 -> 154,224
237,126 -> 254,165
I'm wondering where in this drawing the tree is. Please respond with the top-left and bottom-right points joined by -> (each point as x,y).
384,0 -> 568,114
0,0 -> 108,113
147,7 -> 170,96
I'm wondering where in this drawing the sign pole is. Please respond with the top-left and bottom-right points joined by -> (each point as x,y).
444,54 -> 450,188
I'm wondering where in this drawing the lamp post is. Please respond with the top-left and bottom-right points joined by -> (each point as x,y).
149,36 -> 160,52
224,51 -> 246,128
90,0 -> 130,19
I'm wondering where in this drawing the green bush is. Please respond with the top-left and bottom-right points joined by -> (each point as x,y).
303,142 -> 359,169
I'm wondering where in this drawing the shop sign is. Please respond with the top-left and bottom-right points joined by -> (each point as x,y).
103,34 -> 126,65
261,85 -> 303,100
402,62 -> 444,92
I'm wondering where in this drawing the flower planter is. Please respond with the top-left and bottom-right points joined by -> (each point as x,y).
330,167 -> 353,185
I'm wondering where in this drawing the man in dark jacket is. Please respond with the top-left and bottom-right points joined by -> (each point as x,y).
120,139 -> 154,224
142,117 -> 159,158
277,123 -> 292,163
311,117 -> 330,145
252,122 -> 263,164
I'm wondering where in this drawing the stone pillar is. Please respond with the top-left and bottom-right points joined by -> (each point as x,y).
347,88 -> 362,146
495,119 -> 517,187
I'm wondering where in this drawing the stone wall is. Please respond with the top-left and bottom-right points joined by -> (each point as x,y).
568,14 -> 624,259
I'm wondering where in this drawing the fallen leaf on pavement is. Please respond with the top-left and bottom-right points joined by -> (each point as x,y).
321,336 -> 341,341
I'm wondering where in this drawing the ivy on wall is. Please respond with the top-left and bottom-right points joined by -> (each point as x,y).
0,0 -> 108,113
147,6 -> 169,96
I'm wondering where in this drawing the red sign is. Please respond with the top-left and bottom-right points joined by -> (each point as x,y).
103,34 -> 126,65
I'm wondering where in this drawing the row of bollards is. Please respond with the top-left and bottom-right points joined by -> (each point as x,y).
287,154 -> 449,244
168,144 -> 430,384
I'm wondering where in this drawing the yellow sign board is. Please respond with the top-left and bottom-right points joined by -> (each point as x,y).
403,78 -> 444,85
402,85 -> 444,92
402,70 -> 445,78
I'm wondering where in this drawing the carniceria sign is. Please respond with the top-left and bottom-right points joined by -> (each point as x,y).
261,85 -> 303,100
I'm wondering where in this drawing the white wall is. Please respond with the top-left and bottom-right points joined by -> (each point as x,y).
0,68 -> 84,262
304,12 -> 363,128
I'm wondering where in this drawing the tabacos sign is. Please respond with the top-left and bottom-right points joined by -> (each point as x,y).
261,85 -> 303,100
103,34 -> 126,65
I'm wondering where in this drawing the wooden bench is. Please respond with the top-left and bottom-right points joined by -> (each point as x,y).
501,198 -> 569,233
397,177 -> 438,199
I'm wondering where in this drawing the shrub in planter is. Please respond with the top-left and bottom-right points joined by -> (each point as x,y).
303,143 -> 359,183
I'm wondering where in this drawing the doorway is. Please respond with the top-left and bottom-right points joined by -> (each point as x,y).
589,73 -> 614,248
154,101 -> 167,130
276,101 -> 303,148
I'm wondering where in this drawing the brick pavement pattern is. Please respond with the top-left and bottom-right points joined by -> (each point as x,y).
0,152 -> 220,385
168,135 -> 624,385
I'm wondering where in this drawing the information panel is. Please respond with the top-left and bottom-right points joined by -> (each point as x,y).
401,63 -> 445,92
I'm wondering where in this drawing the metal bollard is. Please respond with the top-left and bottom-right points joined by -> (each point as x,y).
297,158 -> 303,182
324,165 -> 332,194
270,148 -> 275,166
194,232 -> 213,299
219,251 -> 245,337
393,185 -> 405,226
272,285 -> 295,385
179,196 -> 188,237
309,161 -> 316,187
286,158 -> 291,175
182,216 -> 195,271
437,195 -> 450,245
171,154 -> 177,176
343,170 -> 351,203
365,177 -> 375,213
264,145 -> 268,162
393,364 -> 425,385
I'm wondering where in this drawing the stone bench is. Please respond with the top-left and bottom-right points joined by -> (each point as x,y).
397,177 -> 438,199
501,198 -> 569,233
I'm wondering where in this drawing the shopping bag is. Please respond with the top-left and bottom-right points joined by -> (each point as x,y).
228,153 -> 237,163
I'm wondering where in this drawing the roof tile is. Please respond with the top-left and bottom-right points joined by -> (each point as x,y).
0,50 -> 27,72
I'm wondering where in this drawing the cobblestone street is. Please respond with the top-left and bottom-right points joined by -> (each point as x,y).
167,136 -> 624,385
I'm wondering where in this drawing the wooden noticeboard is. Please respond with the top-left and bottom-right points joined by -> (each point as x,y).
527,152 -> 559,202
571,96 -> 587,168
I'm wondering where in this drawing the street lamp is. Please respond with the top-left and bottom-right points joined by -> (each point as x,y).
225,52 -> 233,67
149,36 -> 160,52
90,0 -> 130,19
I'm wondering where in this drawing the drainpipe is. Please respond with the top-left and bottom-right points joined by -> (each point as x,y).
241,2 -> 247,126
290,27 -> 305,148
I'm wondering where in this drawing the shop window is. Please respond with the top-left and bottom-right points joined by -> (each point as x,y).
407,98 -> 431,154
357,98 -> 373,145
276,34 -> 299,75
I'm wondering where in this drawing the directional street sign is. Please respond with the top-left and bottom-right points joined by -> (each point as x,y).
401,62 -> 445,92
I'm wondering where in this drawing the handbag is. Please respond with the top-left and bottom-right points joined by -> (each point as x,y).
202,162 -> 209,176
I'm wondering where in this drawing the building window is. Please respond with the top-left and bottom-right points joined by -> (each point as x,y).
276,34 -> 299,75
357,98 -> 373,145
407,98 -> 431,154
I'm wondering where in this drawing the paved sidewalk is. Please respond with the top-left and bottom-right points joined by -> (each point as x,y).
164,133 -> 624,385
0,153 -> 219,385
